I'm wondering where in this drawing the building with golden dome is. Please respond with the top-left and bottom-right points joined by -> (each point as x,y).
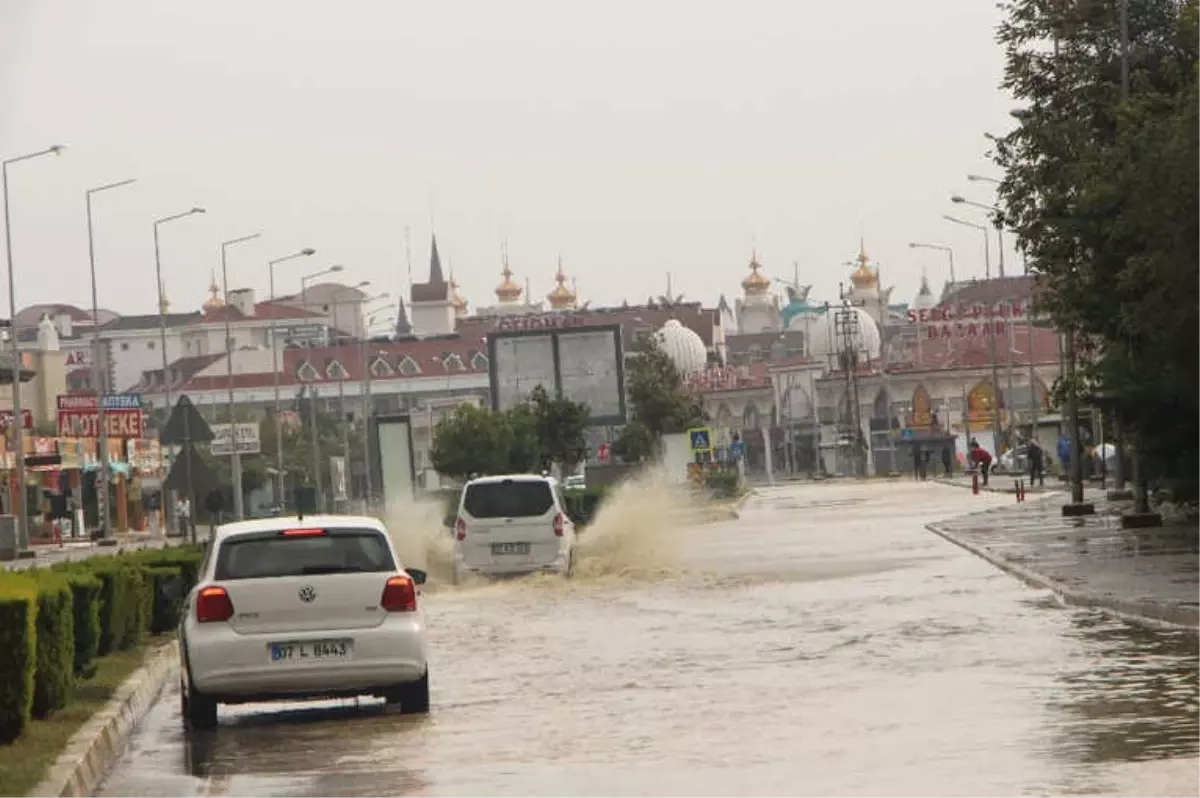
734,250 -> 782,334
473,244 -> 545,319
546,257 -> 578,311
201,271 -> 225,313
449,268 -> 468,318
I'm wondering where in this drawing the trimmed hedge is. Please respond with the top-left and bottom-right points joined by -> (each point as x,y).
28,573 -> 74,720
0,544 -> 205,744
0,578 -> 37,743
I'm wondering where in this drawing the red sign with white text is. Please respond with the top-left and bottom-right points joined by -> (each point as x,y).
0,410 -> 32,429
57,410 -> 144,439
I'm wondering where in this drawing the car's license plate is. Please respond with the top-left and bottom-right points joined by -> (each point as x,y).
269,639 -> 353,663
491,542 -> 530,555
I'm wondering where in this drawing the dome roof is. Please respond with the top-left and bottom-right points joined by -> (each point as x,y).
808,305 -> 882,362
849,245 -> 878,290
741,251 -> 771,295
911,274 -> 936,311
655,319 -> 707,376
546,257 -> 577,310
201,270 -> 224,313
495,257 -> 522,303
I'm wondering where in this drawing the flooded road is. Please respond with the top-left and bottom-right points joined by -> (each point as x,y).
98,480 -> 1199,796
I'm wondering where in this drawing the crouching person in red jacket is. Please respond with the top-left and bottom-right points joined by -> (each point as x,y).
969,439 -> 993,486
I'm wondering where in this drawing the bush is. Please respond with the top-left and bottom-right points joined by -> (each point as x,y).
129,547 -> 204,634
50,566 -> 102,678
563,486 -> 610,526
0,578 -> 38,743
28,573 -> 74,719
90,562 -> 144,656
706,469 -> 742,499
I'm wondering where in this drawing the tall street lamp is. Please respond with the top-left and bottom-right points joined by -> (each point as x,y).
87,178 -> 139,539
966,174 -> 1002,186
943,215 -> 992,279
907,242 -> 956,285
356,296 -> 391,505
2,143 -> 65,550
267,247 -> 316,510
220,232 -> 262,520
154,207 -> 206,415
331,282 -> 369,507
299,264 -> 344,511
952,195 -> 1007,278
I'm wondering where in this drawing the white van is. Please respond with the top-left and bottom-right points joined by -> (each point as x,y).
450,474 -> 576,583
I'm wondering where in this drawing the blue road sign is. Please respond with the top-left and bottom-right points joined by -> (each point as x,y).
688,426 -> 712,453
901,427 -> 914,441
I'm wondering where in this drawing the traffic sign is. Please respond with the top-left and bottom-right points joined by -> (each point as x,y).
688,426 -> 712,454
159,395 -> 214,445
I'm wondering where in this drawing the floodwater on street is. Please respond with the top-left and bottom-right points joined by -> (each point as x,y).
97,479 -> 1199,797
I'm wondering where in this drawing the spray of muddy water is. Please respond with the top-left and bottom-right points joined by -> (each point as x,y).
380,468 -> 696,591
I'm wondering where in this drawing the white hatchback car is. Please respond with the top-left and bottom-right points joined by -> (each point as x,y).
179,515 -> 430,730
450,474 -> 577,584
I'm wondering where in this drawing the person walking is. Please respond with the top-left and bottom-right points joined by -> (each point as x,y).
175,495 -> 190,539
1028,438 -> 1046,488
941,445 -> 953,477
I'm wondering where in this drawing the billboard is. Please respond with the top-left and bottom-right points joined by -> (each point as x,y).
369,414 -> 415,507
488,324 -> 626,426
210,422 -> 262,456
56,394 -> 144,438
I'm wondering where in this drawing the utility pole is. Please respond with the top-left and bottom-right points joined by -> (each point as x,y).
832,294 -> 867,477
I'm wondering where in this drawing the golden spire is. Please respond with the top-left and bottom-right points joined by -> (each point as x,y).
850,238 -> 878,289
546,255 -> 577,310
448,264 -> 468,317
201,269 -> 224,312
741,249 -> 771,295
495,245 -> 522,303
158,276 -> 170,314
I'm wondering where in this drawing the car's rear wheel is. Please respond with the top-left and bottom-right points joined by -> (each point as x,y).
385,670 -> 430,714
181,674 -> 218,731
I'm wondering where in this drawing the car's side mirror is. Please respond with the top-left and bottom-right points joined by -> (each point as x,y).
442,515 -> 456,529
407,568 -> 427,586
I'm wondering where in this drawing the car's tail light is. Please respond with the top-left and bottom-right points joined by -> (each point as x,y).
455,517 -> 467,541
196,586 -> 234,623
381,575 -> 417,612
553,512 -> 565,537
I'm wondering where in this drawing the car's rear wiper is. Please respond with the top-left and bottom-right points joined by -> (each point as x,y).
298,565 -> 365,575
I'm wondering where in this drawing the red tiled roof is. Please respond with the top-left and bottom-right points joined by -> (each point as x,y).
195,301 -> 322,325
889,324 -> 1060,373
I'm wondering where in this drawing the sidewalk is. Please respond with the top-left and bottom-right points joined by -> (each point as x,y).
928,491 -> 1199,630
933,473 -> 1062,496
3,526 -> 213,571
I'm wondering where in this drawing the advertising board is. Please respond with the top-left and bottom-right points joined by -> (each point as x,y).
210,422 -> 262,456
56,394 -> 144,438
488,324 -> 626,426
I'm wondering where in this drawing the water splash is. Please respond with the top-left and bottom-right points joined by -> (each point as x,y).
379,493 -> 458,588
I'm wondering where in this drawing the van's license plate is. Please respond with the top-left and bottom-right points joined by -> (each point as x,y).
491,542 -> 530,555
269,639 -> 352,663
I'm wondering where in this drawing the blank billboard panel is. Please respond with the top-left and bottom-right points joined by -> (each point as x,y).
557,328 -> 623,421
488,324 -> 626,426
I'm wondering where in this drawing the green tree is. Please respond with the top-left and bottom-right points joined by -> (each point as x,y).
991,0 -> 1198,496
624,335 -> 704,436
528,385 -> 591,469
611,419 -> 654,464
430,403 -> 537,481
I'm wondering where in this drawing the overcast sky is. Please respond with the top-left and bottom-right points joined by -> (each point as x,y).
0,0 -> 1019,320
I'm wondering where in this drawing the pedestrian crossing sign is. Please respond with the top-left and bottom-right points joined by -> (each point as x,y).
688,427 -> 712,454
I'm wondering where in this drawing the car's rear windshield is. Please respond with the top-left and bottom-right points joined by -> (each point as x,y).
463,480 -> 555,518
215,528 -> 396,580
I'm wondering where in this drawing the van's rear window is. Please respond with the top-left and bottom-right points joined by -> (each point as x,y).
215,529 -> 395,580
463,481 -> 554,518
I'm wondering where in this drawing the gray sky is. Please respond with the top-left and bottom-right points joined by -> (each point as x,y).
0,0 -> 1019,319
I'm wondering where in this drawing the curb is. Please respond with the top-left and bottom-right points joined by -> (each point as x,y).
932,477 -> 1063,497
925,521 -> 1200,633
31,641 -> 180,798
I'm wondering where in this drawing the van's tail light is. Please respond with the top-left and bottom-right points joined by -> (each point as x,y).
381,575 -> 417,612
455,517 -> 467,541
553,512 -> 565,537
196,586 -> 234,623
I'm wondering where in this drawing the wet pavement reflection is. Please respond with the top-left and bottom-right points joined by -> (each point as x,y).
98,481 -> 1199,796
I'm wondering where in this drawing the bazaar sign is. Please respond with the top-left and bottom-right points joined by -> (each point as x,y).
56,394 -> 145,439
909,299 -> 1033,339
494,314 -> 586,332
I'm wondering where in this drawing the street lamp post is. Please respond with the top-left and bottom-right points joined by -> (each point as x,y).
952,195 -> 1007,278
943,215 -> 992,279
357,298 -> 392,504
907,242 -> 956,285
331,282 -> 369,507
267,247 -> 316,510
300,265 -> 345,512
154,208 -> 206,418
2,144 -> 65,549
220,233 -> 262,521
87,178 -> 139,539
